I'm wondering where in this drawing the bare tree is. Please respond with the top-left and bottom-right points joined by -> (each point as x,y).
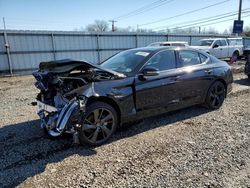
206,27 -> 218,34
222,28 -> 230,35
86,20 -> 109,33
115,26 -> 134,32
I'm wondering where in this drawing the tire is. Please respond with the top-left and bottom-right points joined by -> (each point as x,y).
79,102 -> 118,146
245,62 -> 250,79
205,81 -> 226,110
231,51 -> 239,63
247,53 -> 250,63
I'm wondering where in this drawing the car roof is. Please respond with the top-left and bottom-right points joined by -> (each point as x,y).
153,41 -> 187,44
227,37 -> 242,40
130,46 -> 194,53
200,38 -> 226,40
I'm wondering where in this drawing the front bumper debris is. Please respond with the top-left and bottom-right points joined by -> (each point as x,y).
36,97 -> 87,138
37,100 -> 57,113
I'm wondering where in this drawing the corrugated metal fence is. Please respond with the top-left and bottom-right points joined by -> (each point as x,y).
0,30 -> 249,75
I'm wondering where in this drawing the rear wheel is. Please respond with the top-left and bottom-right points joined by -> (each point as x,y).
230,51 -> 239,63
247,53 -> 250,62
79,102 -> 118,146
205,81 -> 226,110
245,62 -> 250,79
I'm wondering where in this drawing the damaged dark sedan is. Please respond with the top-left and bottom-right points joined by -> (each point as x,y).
33,47 -> 233,146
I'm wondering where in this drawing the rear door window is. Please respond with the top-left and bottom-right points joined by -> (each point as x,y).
213,40 -> 221,47
199,53 -> 208,63
146,50 -> 176,71
220,40 -> 227,46
179,51 -> 201,67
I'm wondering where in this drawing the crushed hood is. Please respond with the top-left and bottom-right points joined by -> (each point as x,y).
39,59 -> 125,78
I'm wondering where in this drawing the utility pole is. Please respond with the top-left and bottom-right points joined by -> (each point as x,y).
238,0 -> 242,21
109,20 -> 117,32
235,0 -> 242,36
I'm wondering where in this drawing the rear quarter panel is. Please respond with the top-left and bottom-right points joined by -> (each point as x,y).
210,58 -> 233,94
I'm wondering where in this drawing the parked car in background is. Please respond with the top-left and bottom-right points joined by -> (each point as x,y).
243,45 -> 250,61
191,38 -> 243,61
33,46 -> 233,146
245,48 -> 250,79
148,41 -> 189,47
243,37 -> 250,62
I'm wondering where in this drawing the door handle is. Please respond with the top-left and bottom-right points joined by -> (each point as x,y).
170,75 -> 181,81
205,69 -> 213,74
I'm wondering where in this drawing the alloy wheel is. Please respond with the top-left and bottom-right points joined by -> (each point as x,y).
81,107 -> 115,144
208,82 -> 225,109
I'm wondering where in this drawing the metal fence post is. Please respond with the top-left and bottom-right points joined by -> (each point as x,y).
3,31 -> 13,75
189,35 -> 192,45
166,34 -> 168,41
135,34 -> 138,47
96,34 -> 101,64
51,33 -> 56,60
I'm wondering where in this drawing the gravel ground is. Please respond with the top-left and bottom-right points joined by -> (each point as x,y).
0,71 -> 250,188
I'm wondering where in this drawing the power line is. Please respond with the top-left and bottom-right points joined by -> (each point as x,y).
181,14 -> 250,29
170,11 -> 250,30
114,0 -> 166,20
113,0 -> 174,20
169,14 -> 250,31
139,0 -> 230,27
152,9 -> 250,31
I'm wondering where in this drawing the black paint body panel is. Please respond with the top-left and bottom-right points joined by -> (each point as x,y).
36,47 -> 233,125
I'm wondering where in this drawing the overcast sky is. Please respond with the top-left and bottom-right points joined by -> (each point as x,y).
0,0 -> 249,32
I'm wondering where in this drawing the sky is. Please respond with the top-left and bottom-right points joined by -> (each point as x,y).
0,0 -> 249,33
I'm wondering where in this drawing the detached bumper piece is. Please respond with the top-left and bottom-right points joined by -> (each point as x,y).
37,97 -> 87,138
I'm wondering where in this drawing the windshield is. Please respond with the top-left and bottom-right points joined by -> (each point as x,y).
100,49 -> 151,74
198,40 -> 214,46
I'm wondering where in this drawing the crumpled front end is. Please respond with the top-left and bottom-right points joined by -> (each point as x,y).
36,96 -> 87,138
32,59 -> 125,143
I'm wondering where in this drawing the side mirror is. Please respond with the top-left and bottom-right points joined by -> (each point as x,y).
213,44 -> 219,48
141,66 -> 159,76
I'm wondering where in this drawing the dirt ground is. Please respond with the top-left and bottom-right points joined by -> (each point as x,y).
0,70 -> 250,187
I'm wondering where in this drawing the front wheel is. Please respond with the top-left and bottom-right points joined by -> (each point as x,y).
79,102 -> 118,146
205,81 -> 226,110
